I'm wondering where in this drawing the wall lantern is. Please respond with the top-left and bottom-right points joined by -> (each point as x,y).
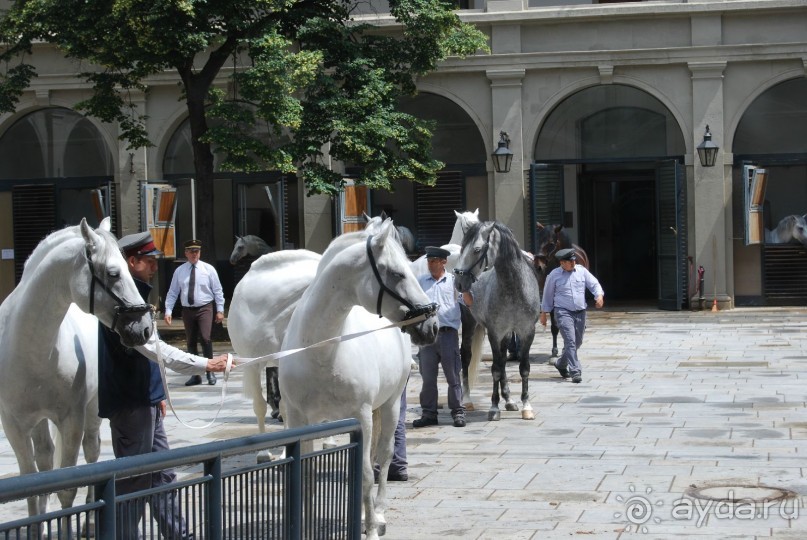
492,131 -> 514,173
696,125 -> 719,167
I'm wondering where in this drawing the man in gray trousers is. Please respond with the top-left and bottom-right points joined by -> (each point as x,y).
540,248 -> 604,384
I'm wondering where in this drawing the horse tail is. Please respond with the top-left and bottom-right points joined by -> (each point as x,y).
468,324 -> 486,390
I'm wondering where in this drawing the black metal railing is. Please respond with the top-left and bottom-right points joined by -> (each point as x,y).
0,419 -> 362,540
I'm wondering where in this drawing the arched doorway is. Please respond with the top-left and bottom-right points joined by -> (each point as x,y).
357,92 -> 487,253
532,84 -> 687,307
0,107 -> 114,298
732,78 -> 807,306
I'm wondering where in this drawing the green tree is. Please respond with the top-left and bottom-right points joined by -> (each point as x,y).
0,0 -> 486,253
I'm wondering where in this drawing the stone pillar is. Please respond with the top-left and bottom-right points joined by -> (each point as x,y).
689,61 -> 731,308
487,69 -> 526,245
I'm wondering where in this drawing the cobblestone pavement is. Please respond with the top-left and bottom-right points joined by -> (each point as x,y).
2,307 -> 807,539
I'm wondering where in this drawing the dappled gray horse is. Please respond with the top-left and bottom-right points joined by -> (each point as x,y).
453,221 -> 542,421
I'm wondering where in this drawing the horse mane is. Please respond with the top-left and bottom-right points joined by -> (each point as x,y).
243,235 -> 271,253
489,221 -> 522,262
22,224 -> 119,280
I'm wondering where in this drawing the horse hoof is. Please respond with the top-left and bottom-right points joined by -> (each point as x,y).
505,403 -> 519,412
462,402 -> 475,412
270,409 -> 280,419
522,409 -> 536,420
551,348 -> 558,357
488,410 -> 501,421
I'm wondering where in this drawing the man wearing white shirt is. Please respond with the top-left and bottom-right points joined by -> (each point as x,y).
164,239 -> 226,386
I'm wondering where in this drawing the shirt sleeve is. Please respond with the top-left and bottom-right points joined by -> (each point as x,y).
540,273 -> 556,313
584,268 -> 604,298
135,331 -> 208,375
164,267 -> 181,314
209,263 -> 225,312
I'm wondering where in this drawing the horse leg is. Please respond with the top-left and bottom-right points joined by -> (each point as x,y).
488,344 -> 504,421
52,413 -> 85,539
82,405 -> 103,538
550,312 -> 559,357
31,419 -> 55,517
499,336 -> 519,413
351,407 -> 382,540
373,398 -> 400,536
267,367 -> 283,421
459,305 -> 475,410
518,330 -> 536,420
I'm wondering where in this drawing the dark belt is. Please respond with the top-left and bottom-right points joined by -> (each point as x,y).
183,301 -> 212,310
438,326 -> 457,333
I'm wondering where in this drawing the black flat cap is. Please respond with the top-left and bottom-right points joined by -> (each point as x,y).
119,232 -> 162,258
556,248 -> 577,261
184,239 -> 202,250
425,246 -> 451,259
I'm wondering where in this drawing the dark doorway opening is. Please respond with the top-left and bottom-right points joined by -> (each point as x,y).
580,169 -> 657,301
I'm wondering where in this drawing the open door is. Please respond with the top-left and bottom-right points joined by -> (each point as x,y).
339,180 -> 369,234
143,183 -> 178,258
656,160 -> 685,310
743,165 -> 768,245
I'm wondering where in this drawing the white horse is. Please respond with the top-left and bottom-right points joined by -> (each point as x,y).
765,214 -> 807,246
0,218 -> 153,519
409,208 -> 480,277
228,249 -> 321,432
229,234 -> 272,265
279,220 -> 438,540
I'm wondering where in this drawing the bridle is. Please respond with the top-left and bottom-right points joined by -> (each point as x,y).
365,235 -> 437,321
86,246 -> 153,332
453,241 -> 490,284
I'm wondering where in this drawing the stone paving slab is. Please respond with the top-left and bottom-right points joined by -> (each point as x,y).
3,307 -> 807,538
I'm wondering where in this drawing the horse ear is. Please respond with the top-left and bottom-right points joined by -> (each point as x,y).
376,219 -> 395,243
553,224 -> 563,233
80,218 -> 101,252
536,222 -> 544,230
99,217 -> 111,232
362,212 -> 371,223
473,208 -> 479,217
454,210 -> 461,218
380,210 -> 388,220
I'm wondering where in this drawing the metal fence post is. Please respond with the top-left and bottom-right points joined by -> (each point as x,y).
95,476 -> 116,539
288,440 -> 302,540
205,455 -> 223,540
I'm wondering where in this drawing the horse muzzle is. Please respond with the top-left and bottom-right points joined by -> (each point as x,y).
113,304 -> 154,347
453,269 -> 476,293
403,303 -> 439,346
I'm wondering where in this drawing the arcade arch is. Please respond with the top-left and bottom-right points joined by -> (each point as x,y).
532,84 -> 686,306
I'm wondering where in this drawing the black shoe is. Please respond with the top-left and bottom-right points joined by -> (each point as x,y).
184,375 -> 202,386
554,362 -> 570,379
412,416 -> 438,428
387,470 -> 409,482
453,416 -> 466,428
571,374 -> 582,384
206,371 -> 217,385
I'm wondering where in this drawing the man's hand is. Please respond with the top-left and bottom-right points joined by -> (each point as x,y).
206,354 -> 232,372
539,312 -> 548,326
215,311 -> 224,324
594,295 -> 604,309
164,314 -> 173,326
159,400 -> 166,417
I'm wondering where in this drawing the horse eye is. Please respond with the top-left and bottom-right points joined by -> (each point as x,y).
107,269 -> 120,279
391,271 -> 405,280
474,246 -> 482,253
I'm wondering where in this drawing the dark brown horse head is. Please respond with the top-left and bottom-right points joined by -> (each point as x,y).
534,222 -> 589,284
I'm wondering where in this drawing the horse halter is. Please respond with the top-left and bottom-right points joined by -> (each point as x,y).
365,235 -> 437,322
86,246 -> 153,331
453,241 -> 489,283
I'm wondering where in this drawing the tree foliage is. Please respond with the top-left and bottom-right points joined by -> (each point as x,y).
0,0 -> 487,247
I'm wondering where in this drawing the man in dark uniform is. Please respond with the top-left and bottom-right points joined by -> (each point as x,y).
98,232 -> 230,539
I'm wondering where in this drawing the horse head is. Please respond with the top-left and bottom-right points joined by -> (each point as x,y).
453,221 -> 500,292
450,208 -> 480,245
230,236 -> 247,265
362,219 -> 438,346
76,218 -> 153,347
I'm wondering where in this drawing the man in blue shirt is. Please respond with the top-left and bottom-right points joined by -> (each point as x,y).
414,246 -> 472,428
539,248 -> 604,384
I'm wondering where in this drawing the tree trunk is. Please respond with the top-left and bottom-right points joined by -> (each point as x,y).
185,84 -> 216,257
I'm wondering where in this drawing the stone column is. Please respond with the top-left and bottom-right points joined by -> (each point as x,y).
689,61 -> 731,308
487,69 -> 526,245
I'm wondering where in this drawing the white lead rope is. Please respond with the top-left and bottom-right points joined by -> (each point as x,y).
155,313 -> 430,429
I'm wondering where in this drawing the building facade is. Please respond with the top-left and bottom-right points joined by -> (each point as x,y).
1,0 -> 806,309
